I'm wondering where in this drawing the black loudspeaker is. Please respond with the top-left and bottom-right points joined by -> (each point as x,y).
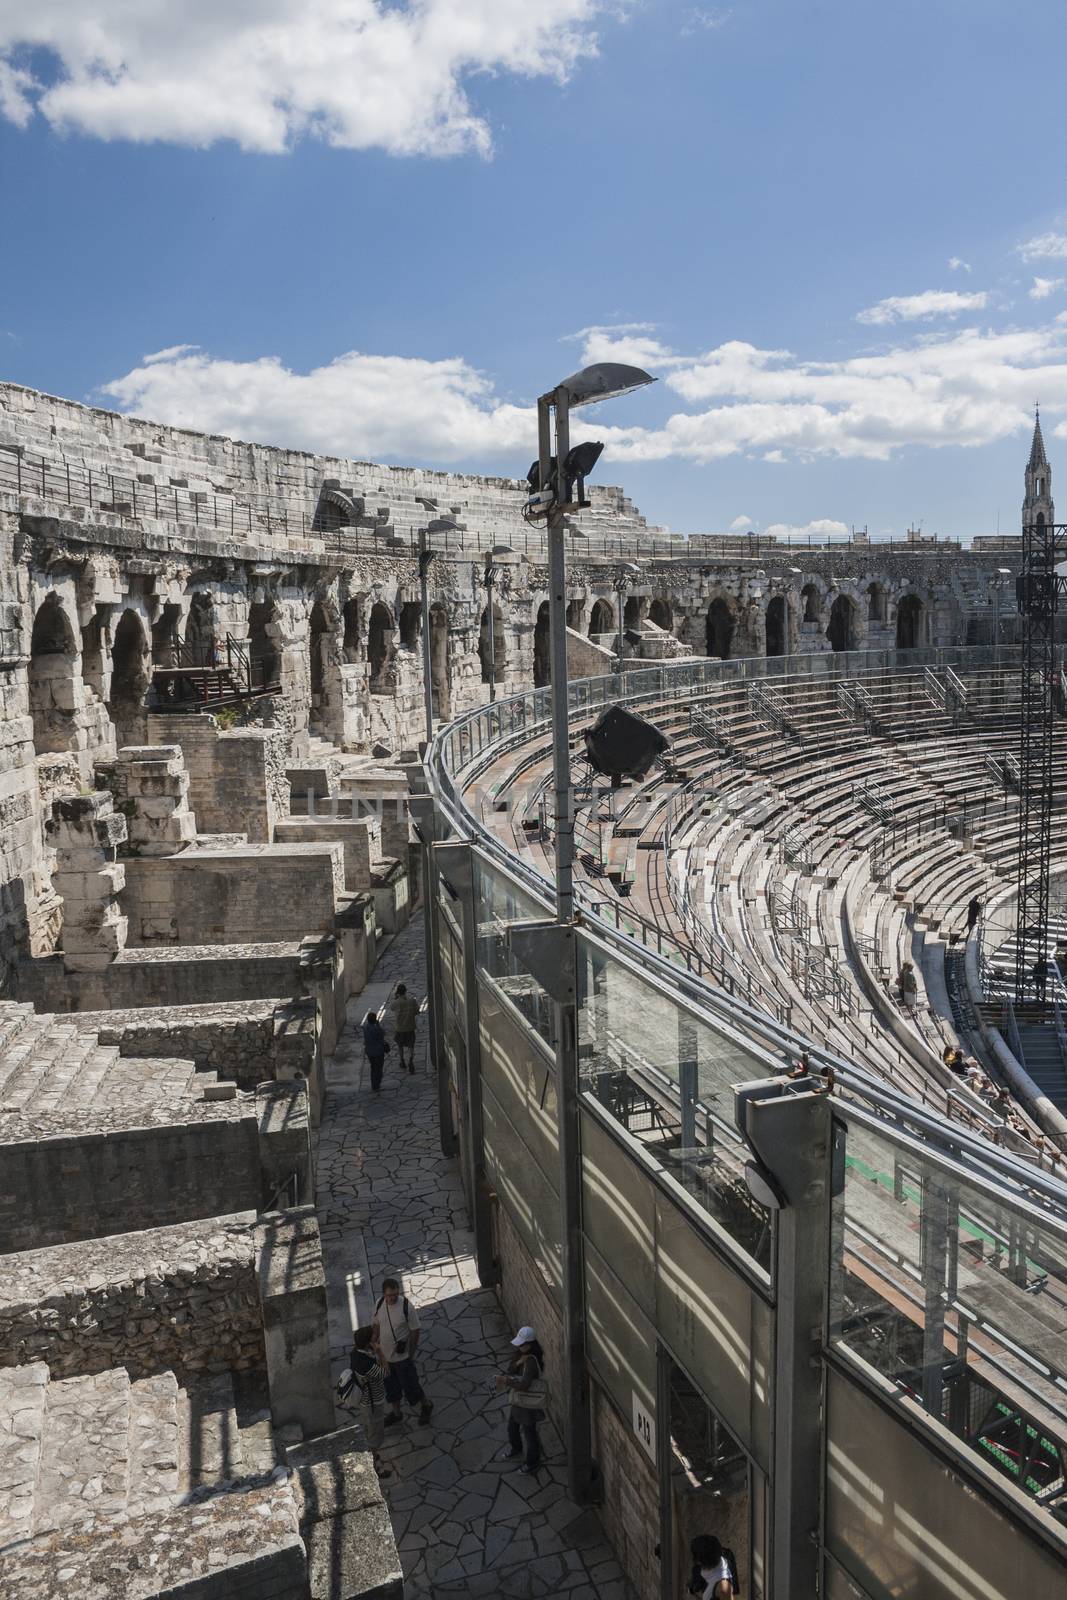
583,704 -> 669,781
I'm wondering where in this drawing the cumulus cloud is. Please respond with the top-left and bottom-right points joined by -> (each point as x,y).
1018,232 -> 1067,262
855,289 -> 989,326
0,1 -> 620,156
681,7 -> 733,32
568,324 -> 685,370
948,257 -> 972,274
763,519 -> 849,542
1030,277 -> 1065,301
729,514 -> 753,531
101,314 -> 1067,471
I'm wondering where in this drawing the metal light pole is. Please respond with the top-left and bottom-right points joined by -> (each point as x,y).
484,558 -> 497,702
614,562 -> 639,676
992,565 -> 1012,650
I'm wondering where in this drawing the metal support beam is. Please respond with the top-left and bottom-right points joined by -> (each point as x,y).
434,841 -> 497,1286
919,1174 -> 954,1418
418,531 -> 436,749
408,792 -> 455,1158
736,1080 -> 831,1600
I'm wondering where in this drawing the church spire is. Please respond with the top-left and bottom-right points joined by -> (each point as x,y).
1029,406 -> 1048,471
1024,406 -> 1053,528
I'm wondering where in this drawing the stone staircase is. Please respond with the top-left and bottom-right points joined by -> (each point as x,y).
0,1001 -> 233,1132
0,1360 -> 282,1558
1016,1024 -> 1067,1112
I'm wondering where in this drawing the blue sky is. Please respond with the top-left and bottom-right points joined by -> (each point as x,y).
2,0 -> 1067,540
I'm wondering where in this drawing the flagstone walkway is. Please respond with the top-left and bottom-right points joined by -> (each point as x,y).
315,914 -> 636,1600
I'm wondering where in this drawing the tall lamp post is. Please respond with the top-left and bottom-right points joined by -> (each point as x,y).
516,364 -> 654,1502
614,562 -> 640,676
481,545 -> 513,702
991,565 -> 1013,650
418,517 -> 459,747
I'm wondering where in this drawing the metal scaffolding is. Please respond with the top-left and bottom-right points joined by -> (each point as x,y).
1014,518 -> 1067,1002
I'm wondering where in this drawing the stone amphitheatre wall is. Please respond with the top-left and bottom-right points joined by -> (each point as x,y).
0,381 -> 1019,992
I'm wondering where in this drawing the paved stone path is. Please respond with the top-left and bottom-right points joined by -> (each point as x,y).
316,914 -> 635,1600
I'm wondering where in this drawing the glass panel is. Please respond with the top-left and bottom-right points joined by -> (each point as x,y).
833,1115 -> 1067,1525
577,932 -> 773,1270
473,852 -> 556,1048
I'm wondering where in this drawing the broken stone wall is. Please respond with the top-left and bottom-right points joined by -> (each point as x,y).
119,842 -> 344,946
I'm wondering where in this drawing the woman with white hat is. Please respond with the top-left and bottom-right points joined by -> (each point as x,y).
496,1325 -> 547,1474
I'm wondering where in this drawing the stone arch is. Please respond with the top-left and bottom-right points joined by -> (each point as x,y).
649,597 -> 672,631
623,594 -> 645,629
398,602 -> 421,651
248,600 -> 280,688
479,604 -> 506,683
80,611 -> 106,700
342,597 -> 363,664
108,608 -> 151,746
151,603 -> 182,668
826,593 -> 858,652
534,602 -> 551,688
29,594 -> 79,755
566,599 -> 584,629
368,601 -> 395,692
867,582 -> 886,623
308,601 -> 331,735
895,592 -> 925,650
765,594 -> 788,657
706,596 -> 735,659
430,603 -> 450,719
801,583 -> 821,623
185,592 -> 217,665
588,598 -> 614,638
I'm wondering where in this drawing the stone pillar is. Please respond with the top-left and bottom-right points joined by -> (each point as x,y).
47,792 -> 128,972
98,744 -> 198,855
255,1205 -> 335,1439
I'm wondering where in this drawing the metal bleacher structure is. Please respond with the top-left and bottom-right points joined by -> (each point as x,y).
420,643 -> 1067,1600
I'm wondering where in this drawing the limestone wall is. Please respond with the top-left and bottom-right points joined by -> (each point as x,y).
119,842 -> 345,946
0,1213 -> 264,1380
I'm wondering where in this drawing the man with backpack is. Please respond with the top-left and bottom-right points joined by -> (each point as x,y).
336,1325 -> 393,1480
372,1277 -> 433,1427
688,1534 -> 739,1597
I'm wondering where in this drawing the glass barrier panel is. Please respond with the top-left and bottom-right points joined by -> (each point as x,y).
473,851 -> 556,1049
576,932 -> 772,1271
833,1115 -> 1067,1523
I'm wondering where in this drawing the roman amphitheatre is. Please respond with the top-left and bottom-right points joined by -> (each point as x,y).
0,377 -> 1064,1600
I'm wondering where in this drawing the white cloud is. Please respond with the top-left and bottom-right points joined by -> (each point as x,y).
569,323 -> 685,370
763,519 -> 849,542
143,344 -> 200,365
0,1 -> 621,156
100,314 -> 1067,472
948,257 -> 972,274
682,7 -> 733,32
855,289 -> 988,326
1030,276 -> 1065,301
729,514 -> 753,531
1018,232 -> 1067,262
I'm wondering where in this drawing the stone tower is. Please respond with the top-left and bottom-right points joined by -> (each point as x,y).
1024,408 -> 1054,528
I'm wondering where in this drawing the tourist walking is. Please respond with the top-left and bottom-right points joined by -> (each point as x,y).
373,1277 -> 433,1426
391,983 -> 420,1073
497,1325 -> 547,1475
897,961 -> 917,1011
362,1010 -> 390,1092
337,1326 -> 393,1479
687,1534 -> 738,1597
966,895 -> 982,935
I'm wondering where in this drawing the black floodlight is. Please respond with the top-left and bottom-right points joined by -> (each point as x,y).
563,440 -> 604,507
551,362 -> 656,409
527,457 -> 557,493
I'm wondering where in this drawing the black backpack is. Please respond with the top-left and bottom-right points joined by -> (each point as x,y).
375,1294 -> 411,1321
687,1550 -> 740,1596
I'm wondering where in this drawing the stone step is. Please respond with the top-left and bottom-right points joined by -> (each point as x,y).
0,1003 -> 38,1059
22,1035 -> 112,1116
34,1367 -> 131,1537
126,1372 -> 181,1520
178,1372 -> 244,1491
49,1042 -> 122,1112
232,1372 -> 279,1477
0,1361 -> 49,1548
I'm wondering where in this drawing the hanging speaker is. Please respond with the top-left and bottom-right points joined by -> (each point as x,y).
583,704 -> 669,781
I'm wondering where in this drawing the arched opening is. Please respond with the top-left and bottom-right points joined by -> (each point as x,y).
398,602 -> 421,651
80,611 -> 106,699
534,602 -> 551,688
867,582 -> 886,624
589,598 -> 614,638
624,595 -> 643,629
342,597 -> 363,664
108,609 -> 151,746
184,593 -> 217,666
430,604 -> 450,719
308,602 -> 331,734
706,597 -> 734,659
29,595 -> 79,755
765,595 -> 787,657
368,602 -> 395,693
566,599 -> 584,629
479,604 -> 506,683
649,597 -> 672,631
826,594 -> 858,652
248,601 -> 280,689
801,583 -> 821,623
895,592 -> 924,650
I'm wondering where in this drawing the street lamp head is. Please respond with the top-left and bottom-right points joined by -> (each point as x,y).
548,362 -> 656,409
